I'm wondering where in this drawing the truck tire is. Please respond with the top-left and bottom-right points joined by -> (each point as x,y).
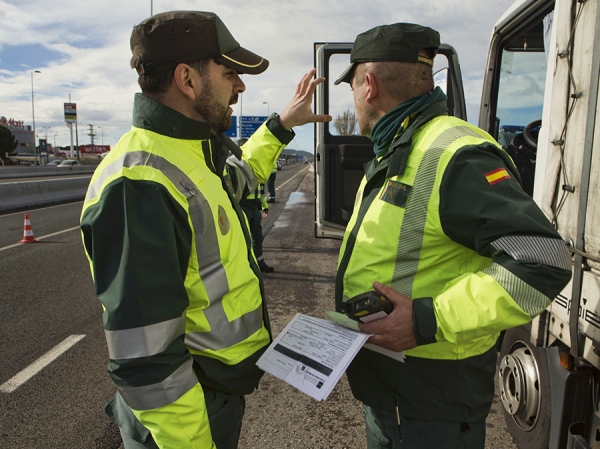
498,324 -> 551,449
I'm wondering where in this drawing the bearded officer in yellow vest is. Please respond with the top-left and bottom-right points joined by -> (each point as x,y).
80,11 -> 331,449
333,23 -> 571,449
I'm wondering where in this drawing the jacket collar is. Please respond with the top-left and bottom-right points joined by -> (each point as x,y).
364,98 -> 448,180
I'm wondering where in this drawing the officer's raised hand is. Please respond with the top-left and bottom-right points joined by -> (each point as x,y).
357,282 -> 418,352
278,68 -> 332,130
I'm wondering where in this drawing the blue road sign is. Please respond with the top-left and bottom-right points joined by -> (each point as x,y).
240,116 -> 268,138
225,116 -> 238,138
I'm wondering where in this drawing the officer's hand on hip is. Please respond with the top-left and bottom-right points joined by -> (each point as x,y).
279,68 -> 332,130
358,282 -> 418,352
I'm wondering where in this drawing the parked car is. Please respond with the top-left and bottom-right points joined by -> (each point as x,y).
57,160 -> 81,167
276,160 -> 282,170
47,160 -> 62,166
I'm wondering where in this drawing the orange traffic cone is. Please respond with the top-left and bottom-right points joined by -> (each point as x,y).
19,213 -> 39,243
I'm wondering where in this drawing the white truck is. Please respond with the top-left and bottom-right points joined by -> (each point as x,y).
313,0 -> 600,448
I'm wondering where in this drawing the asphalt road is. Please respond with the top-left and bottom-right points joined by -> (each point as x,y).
0,162 -> 517,449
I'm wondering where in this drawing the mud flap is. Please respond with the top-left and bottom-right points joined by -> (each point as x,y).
547,347 -> 594,449
567,422 -> 591,449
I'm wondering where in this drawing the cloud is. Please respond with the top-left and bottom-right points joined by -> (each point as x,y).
0,0 -> 516,148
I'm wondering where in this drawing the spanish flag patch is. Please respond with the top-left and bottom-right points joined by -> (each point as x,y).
485,168 -> 511,185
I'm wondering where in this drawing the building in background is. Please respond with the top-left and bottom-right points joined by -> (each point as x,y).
0,116 -> 34,153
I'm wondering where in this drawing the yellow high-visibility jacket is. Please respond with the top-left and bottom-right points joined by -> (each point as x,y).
81,94 -> 294,448
337,97 -> 571,422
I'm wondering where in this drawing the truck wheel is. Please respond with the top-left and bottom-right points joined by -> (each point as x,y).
498,325 -> 551,449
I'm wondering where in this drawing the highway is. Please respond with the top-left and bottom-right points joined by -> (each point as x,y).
0,162 -> 322,448
0,199 -> 120,447
0,163 -> 517,449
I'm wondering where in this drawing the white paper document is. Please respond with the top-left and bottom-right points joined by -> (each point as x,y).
256,313 -> 370,401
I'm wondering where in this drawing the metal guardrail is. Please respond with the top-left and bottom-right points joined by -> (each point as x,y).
0,166 -> 96,213
0,165 -> 97,179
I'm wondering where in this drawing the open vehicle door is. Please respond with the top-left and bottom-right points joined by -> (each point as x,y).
477,1 -> 600,448
313,43 -> 467,239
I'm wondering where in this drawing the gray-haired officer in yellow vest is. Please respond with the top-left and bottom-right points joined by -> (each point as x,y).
333,23 -> 571,448
80,11 -> 331,449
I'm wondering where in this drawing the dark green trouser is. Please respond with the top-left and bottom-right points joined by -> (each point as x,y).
105,389 -> 246,449
365,405 -> 486,449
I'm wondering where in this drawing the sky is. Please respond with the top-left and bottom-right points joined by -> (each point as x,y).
0,0 -> 518,152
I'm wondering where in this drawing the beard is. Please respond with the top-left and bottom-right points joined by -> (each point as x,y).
193,78 -> 233,135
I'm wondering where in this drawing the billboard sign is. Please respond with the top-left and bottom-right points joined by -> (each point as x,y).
64,103 -> 77,123
225,115 -> 237,138
39,138 -> 47,152
79,144 -> 110,154
240,116 -> 268,138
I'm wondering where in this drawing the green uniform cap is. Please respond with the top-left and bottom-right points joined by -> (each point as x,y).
131,11 -> 269,75
334,22 -> 440,85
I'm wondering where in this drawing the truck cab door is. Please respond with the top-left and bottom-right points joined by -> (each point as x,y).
313,43 -> 466,239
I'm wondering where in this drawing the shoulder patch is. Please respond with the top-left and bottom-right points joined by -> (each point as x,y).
217,205 -> 230,235
380,180 -> 412,208
485,168 -> 511,185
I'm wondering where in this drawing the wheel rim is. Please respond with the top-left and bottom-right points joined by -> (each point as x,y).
499,342 -> 542,431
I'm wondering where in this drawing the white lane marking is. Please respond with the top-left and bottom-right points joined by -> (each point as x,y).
0,334 -> 86,394
275,166 -> 310,191
0,225 -> 81,252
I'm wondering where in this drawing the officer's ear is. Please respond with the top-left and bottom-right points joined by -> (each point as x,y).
364,72 -> 379,104
173,63 -> 200,101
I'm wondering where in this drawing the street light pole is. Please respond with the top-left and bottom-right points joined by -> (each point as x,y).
263,101 -> 269,116
88,124 -> 96,155
43,125 -> 50,164
31,70 -> 41,165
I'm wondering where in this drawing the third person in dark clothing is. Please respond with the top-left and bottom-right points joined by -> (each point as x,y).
238,138 -> 275,273
266,160 -> 277,202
